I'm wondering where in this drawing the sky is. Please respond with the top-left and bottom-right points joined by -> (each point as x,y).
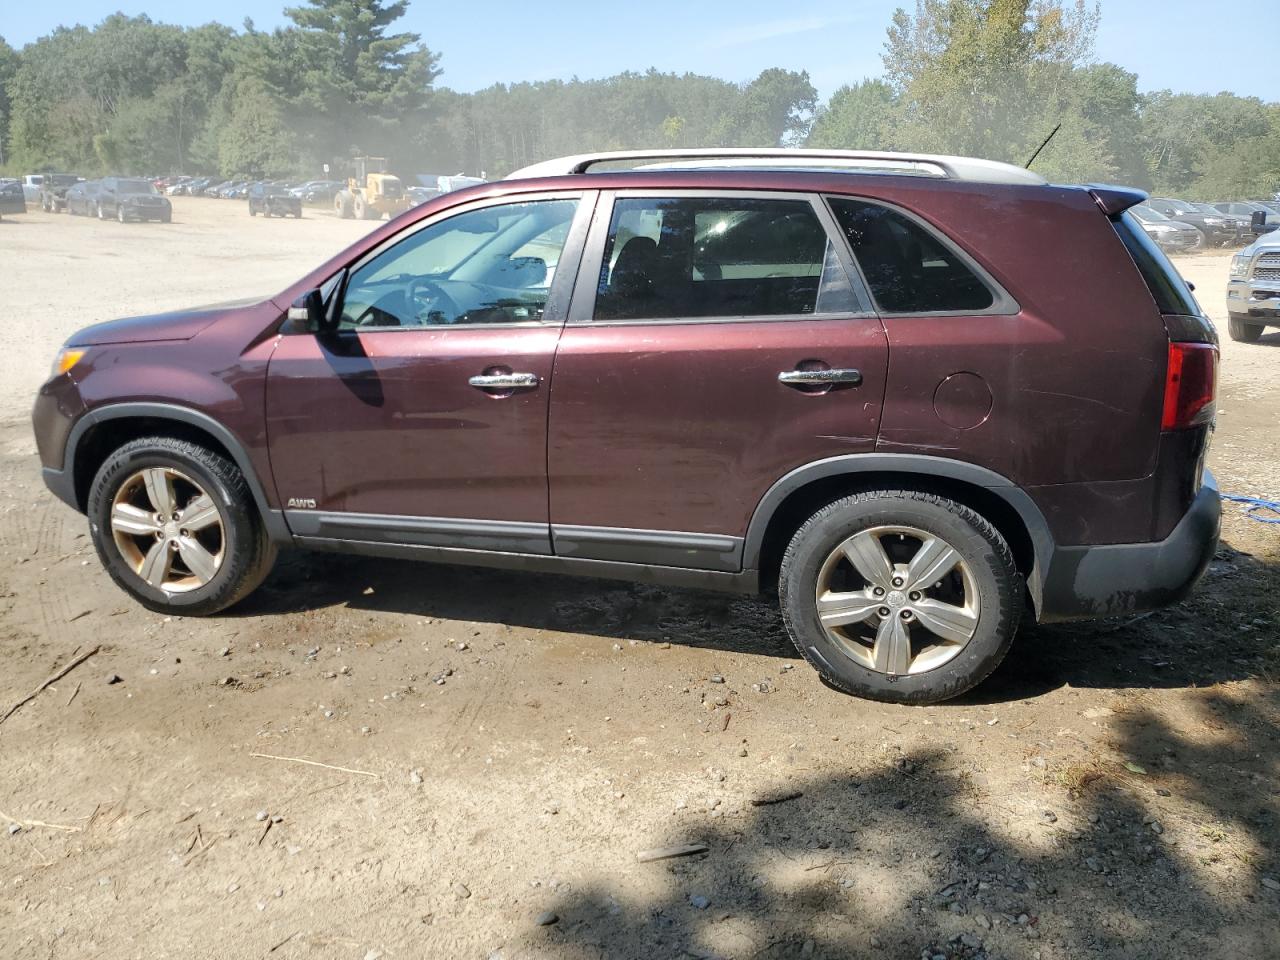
3,0 -> 1277,104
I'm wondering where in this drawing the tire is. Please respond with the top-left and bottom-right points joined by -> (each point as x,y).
249,202 -> 257,216
335,192 -> 354,219
778,490 -> 1022,705
1228,314 -> 1264,343
161,212 -> 171,223
117,205 -> 127,223
87,437 -> 277,616
352,194 -> 368,220
96,203 -> 105,220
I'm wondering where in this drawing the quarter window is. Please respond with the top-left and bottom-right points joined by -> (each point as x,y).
828,198 -> 996,313
338,198 -> 579,329
593,197 -> 860,321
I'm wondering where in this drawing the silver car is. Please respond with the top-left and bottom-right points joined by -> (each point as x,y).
1226,236 -> 1280,341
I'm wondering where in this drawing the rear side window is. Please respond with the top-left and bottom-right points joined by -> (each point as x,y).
594,197 -> 861,321
828,198 -> 995,313
1112,212 -> 1200,316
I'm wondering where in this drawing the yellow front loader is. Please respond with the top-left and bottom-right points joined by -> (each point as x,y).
334,157 -> 410,220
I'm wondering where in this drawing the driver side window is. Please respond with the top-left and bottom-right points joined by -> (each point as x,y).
337,198 -> 580,330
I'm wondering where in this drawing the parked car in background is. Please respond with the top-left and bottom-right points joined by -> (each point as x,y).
1147,197 -> 1246,246
1130,204 -> 1203,253
65,180 -> 101,216
31,147 -> 1220,706
204,180 -> 233,197
1211,202 -> 1279,236
36,174 -> 86,213
406,185 -> 441,207
0,178 -> 25,218
96,177 -> 172,223
248,182 -> 303,218
1227,233 -> 1280,341
296,180 -> 344,204
21,174 -> 45,202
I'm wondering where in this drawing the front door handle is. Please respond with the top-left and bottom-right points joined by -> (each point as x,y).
778,368 -> 863,387
469,372 -> 541,391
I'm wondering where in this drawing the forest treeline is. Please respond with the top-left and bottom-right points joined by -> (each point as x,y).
0,0 -> 1276,199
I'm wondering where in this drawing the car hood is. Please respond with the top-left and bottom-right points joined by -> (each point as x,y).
68,297 -> 264,346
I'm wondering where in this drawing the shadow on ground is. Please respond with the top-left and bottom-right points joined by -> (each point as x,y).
235,538 -> 1279,701
496,693 -> 1279,959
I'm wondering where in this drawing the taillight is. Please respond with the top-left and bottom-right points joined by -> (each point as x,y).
1161,341 -> 1217,430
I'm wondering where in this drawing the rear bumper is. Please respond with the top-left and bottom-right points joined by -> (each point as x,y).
1038,470 -> 1220,622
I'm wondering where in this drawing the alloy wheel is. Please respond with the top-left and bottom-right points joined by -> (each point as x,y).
110,467 -> 224,593
814,525 -> 979,676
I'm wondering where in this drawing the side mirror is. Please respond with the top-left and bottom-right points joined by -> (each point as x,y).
287,289 -> 328,333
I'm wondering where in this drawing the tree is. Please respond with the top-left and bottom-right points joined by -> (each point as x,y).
807,79 -> 899,150
216,76 -> 295,177
0,37 -> 18,166
878,0 -> 1111,177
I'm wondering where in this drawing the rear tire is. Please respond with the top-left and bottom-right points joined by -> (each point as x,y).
778,490 -> 1022,705
335,192 -> 354,219
353,194 -> 368,220
87,437 -> 277,616
1228,314 -> 1264,343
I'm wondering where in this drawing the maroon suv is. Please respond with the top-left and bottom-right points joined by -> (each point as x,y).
32,149 -> 1221,704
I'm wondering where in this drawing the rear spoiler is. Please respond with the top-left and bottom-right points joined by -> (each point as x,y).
1088,185 -> 1148,217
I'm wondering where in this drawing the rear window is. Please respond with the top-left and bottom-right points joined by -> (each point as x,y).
1112,212 -> 1200,316
828,198 -> 996,313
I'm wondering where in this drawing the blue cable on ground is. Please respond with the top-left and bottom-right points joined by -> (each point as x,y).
1221,493 -> 1280,524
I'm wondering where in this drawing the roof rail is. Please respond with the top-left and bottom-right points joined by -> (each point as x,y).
505,148 -> 1048,186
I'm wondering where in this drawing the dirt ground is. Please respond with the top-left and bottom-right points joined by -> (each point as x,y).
0,199 -> 1277,960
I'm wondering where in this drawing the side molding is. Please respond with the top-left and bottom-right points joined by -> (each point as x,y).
64,401 -> 290,543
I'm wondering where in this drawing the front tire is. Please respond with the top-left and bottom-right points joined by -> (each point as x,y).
778,491 -> 1022,704
117,205 -> 127,223
1228,314 -> 1264,343
87,437 -> 277,616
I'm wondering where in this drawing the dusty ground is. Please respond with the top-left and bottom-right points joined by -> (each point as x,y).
0,200 -> 1277,960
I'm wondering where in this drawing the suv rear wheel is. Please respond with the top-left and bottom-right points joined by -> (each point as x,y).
87,437 -> 276,615
1227,314 -> 1264,343
778,491 -> 1021,704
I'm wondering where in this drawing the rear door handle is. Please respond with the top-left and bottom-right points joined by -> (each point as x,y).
778,368 -> 863,387
469,372 -> 541,391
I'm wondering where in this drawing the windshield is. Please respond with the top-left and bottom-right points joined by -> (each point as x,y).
119,179 -> 158,194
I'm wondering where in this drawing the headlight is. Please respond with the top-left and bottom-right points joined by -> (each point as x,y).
51,347 -> 86,377
1229,255 -> 1250,279
1203,217 -> 1224,225
1151,223 -> 1177,233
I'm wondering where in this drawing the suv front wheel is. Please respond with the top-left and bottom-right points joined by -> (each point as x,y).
779,491 -> 1022,704
87,437 -> 277,615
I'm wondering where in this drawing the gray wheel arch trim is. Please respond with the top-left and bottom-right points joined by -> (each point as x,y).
63,402 -> 290,543
741,454 -> 1055,609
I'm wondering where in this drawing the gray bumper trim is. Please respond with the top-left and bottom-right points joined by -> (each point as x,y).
1038,471 -> 1221,622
